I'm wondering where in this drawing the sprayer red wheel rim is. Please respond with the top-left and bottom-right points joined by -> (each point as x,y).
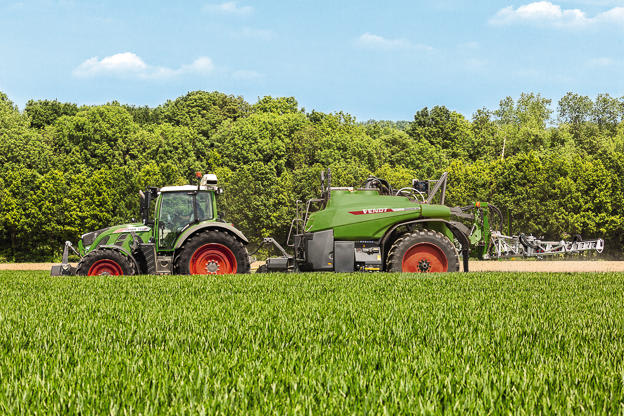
88,259 -> 124,276
189,243 -> 237,275
402,243 -> 448,273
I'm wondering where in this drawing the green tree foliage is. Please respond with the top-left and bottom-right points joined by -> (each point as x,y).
160,91 -> 250,139
558,92 -> 593,127
375,127 -> 444,177
407,106 -> 472,159
252,96 -> 301,114
216,162 -> 293,242
470,108 -> 500,160
495,93 -> 553,156
212,112 -> 308,174
24,99 -> 79,129
52,105 -> 139,170
1,89 -> 623,261
306,111 -> 383,172
122,104 -> 162,125
592,93 -> 623,134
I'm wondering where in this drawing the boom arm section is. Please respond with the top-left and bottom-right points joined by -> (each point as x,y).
459,202 -> 605,259
487,232 -> 604,259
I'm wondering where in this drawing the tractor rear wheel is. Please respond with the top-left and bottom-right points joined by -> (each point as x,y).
387,230 -> 459,273
77,248 -> 136,276
175,230 -> 250,275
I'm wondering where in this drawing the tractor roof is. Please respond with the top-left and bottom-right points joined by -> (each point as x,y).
160,174 -> 219,193
160,185 -> 213,192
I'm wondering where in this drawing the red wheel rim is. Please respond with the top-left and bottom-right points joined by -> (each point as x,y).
189,243 -> 237,275
88,259 -> 123,276
402,243 -> 448,273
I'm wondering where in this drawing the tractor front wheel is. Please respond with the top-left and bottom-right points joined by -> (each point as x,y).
387,230 -> 459,273
77,249 -> 136,276
175,230 -> 250,275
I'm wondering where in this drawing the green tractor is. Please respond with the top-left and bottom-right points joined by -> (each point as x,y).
51,173 -> 250,276
258,169 -> 604,273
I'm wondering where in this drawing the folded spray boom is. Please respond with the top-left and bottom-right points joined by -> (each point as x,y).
462,201 -> 605,260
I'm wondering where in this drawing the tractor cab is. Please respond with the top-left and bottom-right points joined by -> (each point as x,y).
140,175 -> 221,252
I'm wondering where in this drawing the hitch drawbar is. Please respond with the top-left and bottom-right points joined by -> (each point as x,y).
252,238 -> 295,272
50,241 -> 78,276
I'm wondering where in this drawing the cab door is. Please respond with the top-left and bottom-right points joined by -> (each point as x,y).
156,192 -> 195,251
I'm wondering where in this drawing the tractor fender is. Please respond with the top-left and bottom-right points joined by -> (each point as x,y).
380,218 -> 471,272
174,222 -> 249,250
99,245 -> 142,273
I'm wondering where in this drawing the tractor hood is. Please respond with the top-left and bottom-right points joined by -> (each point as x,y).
79,223 -> 152,255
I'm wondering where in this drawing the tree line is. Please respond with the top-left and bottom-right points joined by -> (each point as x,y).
0,90 -> 622,261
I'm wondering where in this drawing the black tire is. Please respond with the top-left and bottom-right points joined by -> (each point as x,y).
175,230 -> 250,275
256,264 -> 268,274
387,229 -> 460,273
77,248 -> 136,276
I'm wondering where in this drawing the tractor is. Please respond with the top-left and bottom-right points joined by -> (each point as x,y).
51,173 -> 250,276
258,169 -> 604,273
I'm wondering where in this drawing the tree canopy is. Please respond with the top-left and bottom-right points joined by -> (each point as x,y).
0,90 -> 623,261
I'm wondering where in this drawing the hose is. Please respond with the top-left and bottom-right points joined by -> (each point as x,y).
362,176 -> 393,195
488,204 -> 504,232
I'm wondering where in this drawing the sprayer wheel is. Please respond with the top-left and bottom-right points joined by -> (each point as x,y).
175,230 -> 250,275
387,230 -> 460,273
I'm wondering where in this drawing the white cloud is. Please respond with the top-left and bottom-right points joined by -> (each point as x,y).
490,2 -> 588,26
598,6 -> 624,21
180,57 -> 215,74
204,1 -> 253,15
356,33 -> 432,51
73,53 -> 214,79
73,52 -> 147,77
357,33 -> 410,49
490,1 -> 624,27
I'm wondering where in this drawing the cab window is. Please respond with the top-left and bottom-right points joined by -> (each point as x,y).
158,191 -> 213,249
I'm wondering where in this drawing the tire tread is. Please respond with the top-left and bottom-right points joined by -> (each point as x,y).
76,248 -> 137,276
175,230 -> 250,274
387,229 -> 460,272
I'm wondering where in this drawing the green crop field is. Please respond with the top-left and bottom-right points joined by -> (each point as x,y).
1,271 -> 623,414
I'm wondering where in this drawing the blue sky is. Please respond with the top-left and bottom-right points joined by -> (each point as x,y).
1,0 -> 624,120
